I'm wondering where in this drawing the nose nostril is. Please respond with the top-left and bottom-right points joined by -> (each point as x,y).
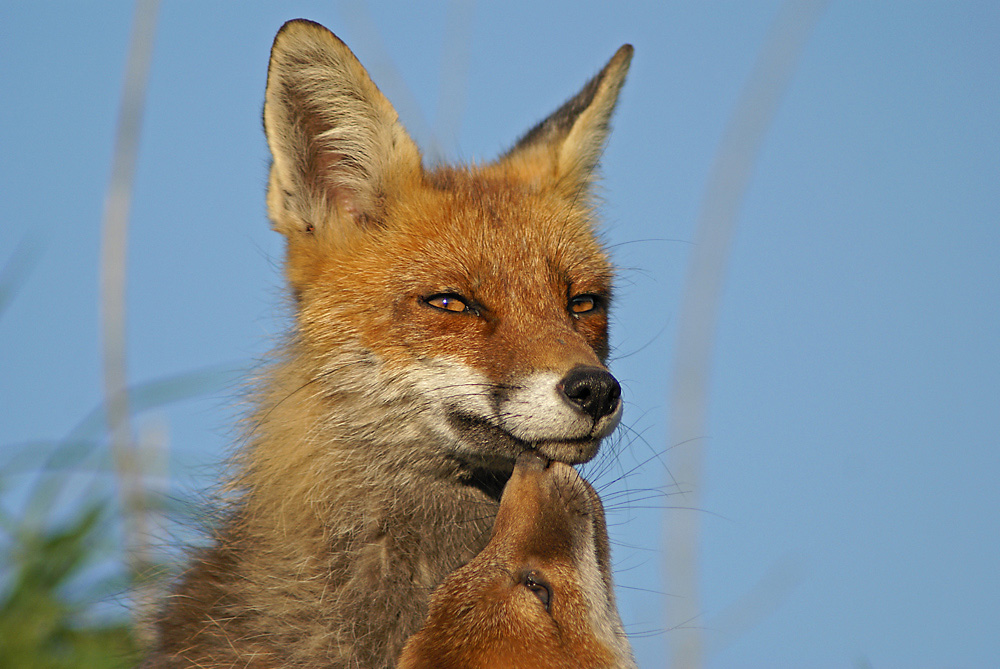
559,366 -> 621,421
608,383 -> 621,403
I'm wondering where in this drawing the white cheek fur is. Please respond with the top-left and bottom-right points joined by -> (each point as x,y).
405,360 -> 621,443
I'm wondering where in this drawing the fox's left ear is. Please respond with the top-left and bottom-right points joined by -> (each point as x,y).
499,45 -> 633,198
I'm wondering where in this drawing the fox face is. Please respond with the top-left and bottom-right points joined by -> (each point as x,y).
264,20 -> 632,470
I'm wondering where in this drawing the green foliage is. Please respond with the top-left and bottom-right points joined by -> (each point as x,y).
2,237 -> 141,666
1,242 -> 235,666
0,498 -> 140,669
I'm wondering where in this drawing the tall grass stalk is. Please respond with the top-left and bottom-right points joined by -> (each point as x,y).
97,0 -> 160,645
665,1 -> 826,665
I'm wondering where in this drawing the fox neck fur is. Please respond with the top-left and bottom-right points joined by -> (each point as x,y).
148,19 -> 632,669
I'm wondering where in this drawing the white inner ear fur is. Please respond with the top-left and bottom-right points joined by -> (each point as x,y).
263,21 -> 421,234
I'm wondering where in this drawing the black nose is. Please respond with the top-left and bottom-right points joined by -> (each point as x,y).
559,366 -> 621,421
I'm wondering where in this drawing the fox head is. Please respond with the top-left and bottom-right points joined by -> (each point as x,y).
397,453 -> 637,669
263,20 -> 632,469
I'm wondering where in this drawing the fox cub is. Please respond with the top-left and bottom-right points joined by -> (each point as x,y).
399,453 -> 637,669
147,19 -> 632,668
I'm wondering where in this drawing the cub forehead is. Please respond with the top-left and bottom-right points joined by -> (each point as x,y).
545,468 -> 601,535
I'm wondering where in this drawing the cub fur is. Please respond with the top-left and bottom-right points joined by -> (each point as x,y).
399,453 -> 637,669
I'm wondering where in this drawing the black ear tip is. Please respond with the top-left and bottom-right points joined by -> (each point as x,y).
279,18 -> 327,34
273,19 -> 340,49
609,44 -> 634,72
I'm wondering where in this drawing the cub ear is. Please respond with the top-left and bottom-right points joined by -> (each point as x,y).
499,45 -> 633,199
263,19 -> 421,238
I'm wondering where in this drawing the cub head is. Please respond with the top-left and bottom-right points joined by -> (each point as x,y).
398,452 -> 637,668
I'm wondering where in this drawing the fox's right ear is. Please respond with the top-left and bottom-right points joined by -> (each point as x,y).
263,20 -> 421,240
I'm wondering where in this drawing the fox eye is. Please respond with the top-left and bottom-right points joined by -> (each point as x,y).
523,570 -> 552,612
569,294 -> 602,315
425,293 -> 472,314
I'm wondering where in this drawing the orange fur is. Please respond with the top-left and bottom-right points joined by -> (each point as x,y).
145,20 -> 632,668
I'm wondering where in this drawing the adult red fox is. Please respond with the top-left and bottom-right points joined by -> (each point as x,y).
399,453 -> 637,669
147,19 -> 632,668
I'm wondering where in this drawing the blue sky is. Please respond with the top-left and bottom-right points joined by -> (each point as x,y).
2,2 -> 998,667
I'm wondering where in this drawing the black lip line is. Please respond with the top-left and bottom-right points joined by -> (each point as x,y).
446,412 -> 600,496
450,411 -> 597,449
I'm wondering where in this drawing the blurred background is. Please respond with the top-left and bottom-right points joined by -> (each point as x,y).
1,2 -> 998,667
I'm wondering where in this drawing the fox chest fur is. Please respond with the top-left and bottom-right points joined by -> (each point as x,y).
147,19 -> 631,669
